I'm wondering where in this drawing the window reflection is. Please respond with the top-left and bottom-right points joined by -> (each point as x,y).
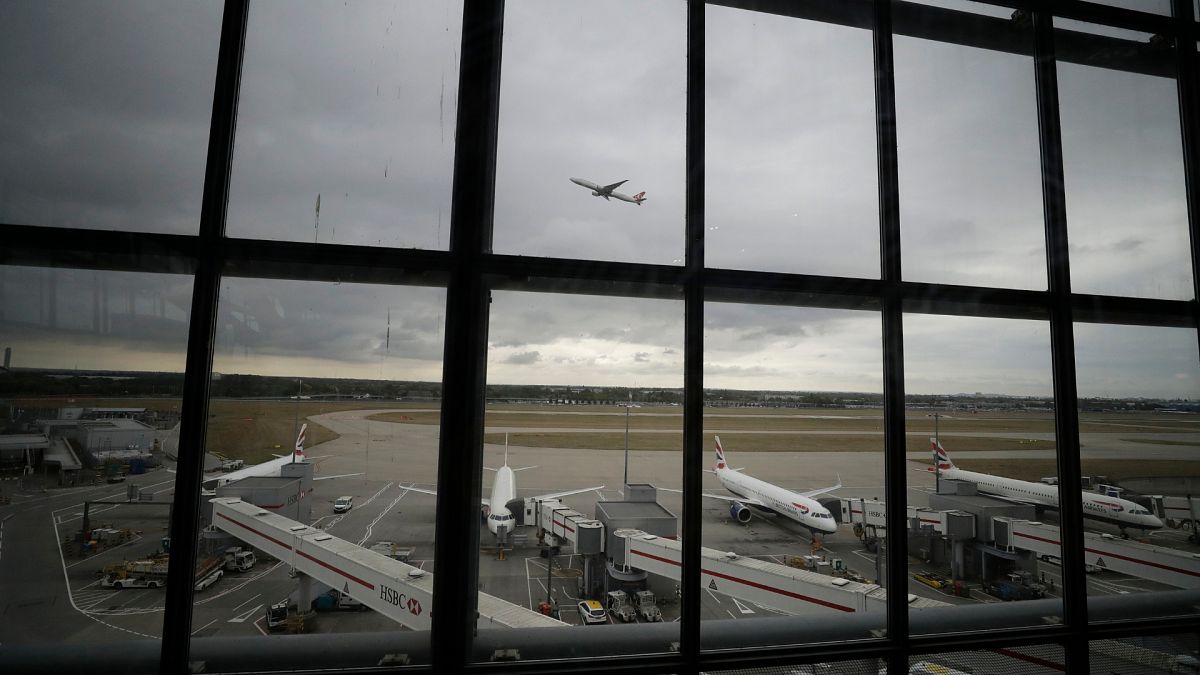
701,303 -> 884,647
481,291 -> 682,655
493,0 -> 685,264
197,278 -> 445,661
0,266 -> 191,646
706,4 -> 878,277
1057,21 -> 1192,300
894,32 -> 1045,289
904,314 -> 1062,633
0,1 -> 221,233
227,0 -> 462,248
1074,324 -> 1200,620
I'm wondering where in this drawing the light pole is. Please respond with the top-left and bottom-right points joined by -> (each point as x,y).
928,412 -> 941,492
623,391 -> 632,491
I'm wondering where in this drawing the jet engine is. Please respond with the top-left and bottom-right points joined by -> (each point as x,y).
729,502 -> 752,523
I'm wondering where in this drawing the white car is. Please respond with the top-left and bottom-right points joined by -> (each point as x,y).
577,599 -> 607,625
333,496 -> 354,513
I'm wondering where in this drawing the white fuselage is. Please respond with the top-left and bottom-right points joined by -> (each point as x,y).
716,466 -> 838,534
203,454 -> 302,490
939,466 -> 1162,530
485,465 -> 518,536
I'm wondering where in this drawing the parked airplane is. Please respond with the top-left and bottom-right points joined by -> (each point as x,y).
400,443 -> 603,540
195,424 -> 361,490
929,439 -> 1163,534
569,177 -> 647,205
667,437 -> 840,538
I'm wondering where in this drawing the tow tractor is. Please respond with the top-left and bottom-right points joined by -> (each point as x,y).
606,590 -> 636,623
635,590 -> 662,622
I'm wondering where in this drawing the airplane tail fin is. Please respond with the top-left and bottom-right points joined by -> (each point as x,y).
931,437 -> 954,471
294,423 -> 308,459
714,436 -> 728,471
633,191 -> 646,204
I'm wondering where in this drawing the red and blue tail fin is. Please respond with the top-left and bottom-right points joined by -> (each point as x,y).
714,436 -> 727,470
294,423 -> 308,459
931,438 -> 954,471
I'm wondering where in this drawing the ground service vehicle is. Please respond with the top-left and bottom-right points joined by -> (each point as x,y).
577,599 -> 607,625
606,590 -> 635,622
333,495 -> 354,513
913,571 -> 950,590
635,590 -> 662,622
194,557 -> 224,591
223,547 -> 256,572
266,601 -> 292,631
100,558 -> 169,589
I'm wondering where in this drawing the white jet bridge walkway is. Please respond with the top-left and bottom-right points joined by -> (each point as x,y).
212,497 -> 567,630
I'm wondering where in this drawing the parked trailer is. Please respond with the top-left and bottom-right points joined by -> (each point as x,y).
606,590 -> 636,623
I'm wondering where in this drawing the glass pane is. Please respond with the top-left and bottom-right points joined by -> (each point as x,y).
196,278 -> 446,666
493,1 -> 685,265
479,291 -> 682,658
226,0 -> 462,248
706,4 -> 878,277
912,644 -> 1065,673
0,266 -> 191,649
708,659 -> 882,674
1074,324 -> 1200,621
904,315 -> 1062,634
0,1 -> 221,233
701,304 -> 885,648
1056,20 -> 1192,300
895,25 -> 1045,289
1085,0 -> 1171,15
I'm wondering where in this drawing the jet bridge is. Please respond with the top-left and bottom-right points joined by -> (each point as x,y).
994,518 -> 1200,589
610,528 -> 945,615
211,498 -> 567,630
525,496 -> 605,554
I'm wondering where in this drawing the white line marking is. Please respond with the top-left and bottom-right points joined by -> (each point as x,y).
525,558 -> 535,610
231,593 -> 263,613
358,487 -> 409,546
192,618 -> 218,635
229,604 -> 264,623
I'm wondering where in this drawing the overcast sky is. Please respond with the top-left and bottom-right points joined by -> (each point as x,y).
1,1 -> 1198,399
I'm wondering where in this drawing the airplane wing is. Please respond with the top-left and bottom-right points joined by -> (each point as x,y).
795,474 -> 842,499
657,487 -> 766,508
533,485 -> 605,501
313,473 -> 363,481
397,483 -> 439,497
603,179 -> 627,191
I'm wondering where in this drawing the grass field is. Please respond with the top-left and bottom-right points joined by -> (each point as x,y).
8,397 -> 433,464
480,431 -> 1054,454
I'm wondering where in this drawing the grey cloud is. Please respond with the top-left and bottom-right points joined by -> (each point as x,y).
505,351 -> 542,365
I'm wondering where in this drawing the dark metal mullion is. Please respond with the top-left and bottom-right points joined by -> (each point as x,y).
1032,9 -> 1089,672
432,0 -> 504,671
1175,0 -> 1200,333
681,0 -> 704,665
874,1 -> 909,671
159,1 -> 247,673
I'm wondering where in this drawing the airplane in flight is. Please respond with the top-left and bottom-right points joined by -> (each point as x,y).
929,439 -> 1163,534
569,177 -> 647,205
195,424 -> 361,490
400,443 -> 604,541
668,436 -> 841,539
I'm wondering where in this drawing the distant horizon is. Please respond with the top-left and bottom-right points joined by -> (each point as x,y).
5,365 -> 1199,403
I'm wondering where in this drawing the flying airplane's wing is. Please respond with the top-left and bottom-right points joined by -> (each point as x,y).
795,474 -> 842,499
658,487 -> 766,508
533,485 -> 605,501
603,179 -> 627,192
